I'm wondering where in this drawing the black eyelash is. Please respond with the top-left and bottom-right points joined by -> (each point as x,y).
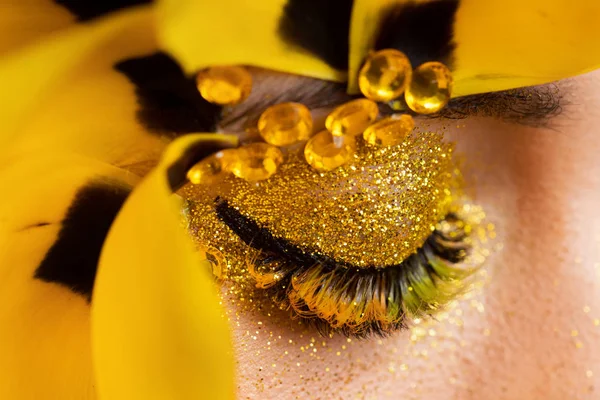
215,199 -> 475,338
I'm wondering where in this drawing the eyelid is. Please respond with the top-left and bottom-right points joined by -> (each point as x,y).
214,198 -> 476,337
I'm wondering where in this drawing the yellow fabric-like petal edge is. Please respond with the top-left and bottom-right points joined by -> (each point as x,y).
155,0 -> 346,82
452,0 -> 600,97
92,134 -> 238,400
0,0 -> 75,55
8,6 -> 166,176
350,0 -> 600,96
0,5 -> 155,151
0,150 -> 139,400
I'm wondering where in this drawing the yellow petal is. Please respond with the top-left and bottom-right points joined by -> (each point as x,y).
0,150 -> 139,399
0,6 -> 168,175
0,0 -> 75,55
349,0 -> 600,96
92,134 -> 238,400
452,0 -> 600,96
155,0 -> 346,82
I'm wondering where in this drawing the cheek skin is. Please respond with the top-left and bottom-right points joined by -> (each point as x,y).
447,71 -> 600,399
225,70 -> 600,399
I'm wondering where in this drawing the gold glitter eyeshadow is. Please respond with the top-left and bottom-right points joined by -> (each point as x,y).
183,129 -> 456,268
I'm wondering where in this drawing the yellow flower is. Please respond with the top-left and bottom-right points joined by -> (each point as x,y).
0,0 -> 599,399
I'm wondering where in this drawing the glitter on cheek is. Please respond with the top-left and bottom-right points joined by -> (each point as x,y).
216,260 -> 493,398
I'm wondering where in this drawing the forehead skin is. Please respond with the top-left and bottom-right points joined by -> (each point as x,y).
224,69 -> 600,399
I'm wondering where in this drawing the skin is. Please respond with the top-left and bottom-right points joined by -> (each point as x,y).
221,69 -> 600,399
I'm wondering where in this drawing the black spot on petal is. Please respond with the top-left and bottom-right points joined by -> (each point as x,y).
55,0 -> 153,21
19,222 -> 52,231
115,52 -> 223,137
375,0 -> 460,68
34,182 -> 131,301
279,0 -> 353,70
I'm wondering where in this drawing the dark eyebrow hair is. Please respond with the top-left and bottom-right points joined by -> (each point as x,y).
220,72 -> 566,131
428,83 -> 565,128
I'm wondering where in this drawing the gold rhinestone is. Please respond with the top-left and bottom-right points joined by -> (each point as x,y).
358,49 -> 412,102
204,246 -> 226,280
228,143 -> 283,181
325,99 -> 379,137
258,102 -> 313,146
187,150 -> 236,185
304,130 -> 356,171
196,66 -> 252,105
405,61 -> 453,114
363,114 -> 415,146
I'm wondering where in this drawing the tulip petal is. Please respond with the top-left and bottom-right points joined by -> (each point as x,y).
349,0 -> 600,96
0,0 -> 75,55
155,0 -> 346,82
0,6 -> 180,176
0,150 -> 139,399
92,134 -> 237,400
55,0 -> 152,21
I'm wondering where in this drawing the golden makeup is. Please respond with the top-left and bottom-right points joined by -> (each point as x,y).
184,55 -> 489,336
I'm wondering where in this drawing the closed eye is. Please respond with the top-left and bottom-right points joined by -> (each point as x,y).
214,198 -> 475,338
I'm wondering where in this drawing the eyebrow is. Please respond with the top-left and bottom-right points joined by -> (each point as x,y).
431,83 -> 565,128
220,75 -> 566,130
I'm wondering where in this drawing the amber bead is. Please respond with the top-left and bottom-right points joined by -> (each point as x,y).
405,62 -> 453,114
258,102 -> 313,146
204,246 -> 226,280
196,66 -> 252,105
325,99 -> 379,137
358,49 -> 412,102
363,114 -> 415,147
229,143 -> 283,181
304,130 -> 356,172
187,150 -> 235,185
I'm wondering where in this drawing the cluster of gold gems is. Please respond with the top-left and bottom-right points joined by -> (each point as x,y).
189,48 -> 453,184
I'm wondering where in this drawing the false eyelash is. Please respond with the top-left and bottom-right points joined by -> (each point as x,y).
216,200 -> 476,338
